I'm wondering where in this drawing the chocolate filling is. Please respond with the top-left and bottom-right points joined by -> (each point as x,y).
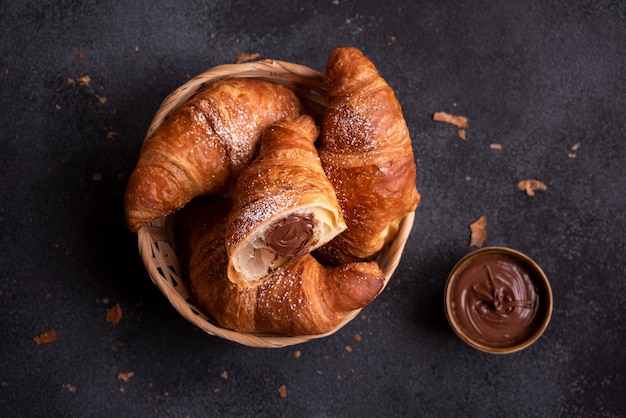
265,213 -> 315,258
452,253 -> 544,346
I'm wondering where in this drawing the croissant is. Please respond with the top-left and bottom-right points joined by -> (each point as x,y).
315,46 -> 421,265
124,78 -> 302,232
225,115 -> 346,286
175,196 -> 385,336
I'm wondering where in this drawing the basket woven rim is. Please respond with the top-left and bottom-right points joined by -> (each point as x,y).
136,59 -> 415,348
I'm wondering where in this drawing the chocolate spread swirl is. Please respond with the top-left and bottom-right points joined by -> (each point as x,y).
452,253 -> 540,346
265,213 -> 315,258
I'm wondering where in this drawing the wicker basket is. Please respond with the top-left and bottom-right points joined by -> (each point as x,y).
136,59 -> 416,348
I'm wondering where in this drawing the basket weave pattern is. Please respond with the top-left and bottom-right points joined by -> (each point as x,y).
137,60 -> 415,348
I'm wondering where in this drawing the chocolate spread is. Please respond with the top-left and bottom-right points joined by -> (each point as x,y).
451,253 -> 543,346
265,213 -> 315,258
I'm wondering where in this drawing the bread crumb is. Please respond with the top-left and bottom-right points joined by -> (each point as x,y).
106,303 -> 122,324
235,52 -> 260,64
63,383 -> 77,393
77,75 -> 91,86
571,142 -> 580,151
345,345 -> 353,353
220,371 -> 228,380
76,53 -> 85,61
354,334 -> 361,342
517,179 -> 547,196
293,350 -> 301,358
92,173 -> 102,181
34,329 -> 57,345
457,129 -> 466,140
96,95 -> 107,105
278,385 -> 287,398
433,111 -> 468,129
490,143 -> 502,150
469,216 -> 488,248
117,372 -> 134,382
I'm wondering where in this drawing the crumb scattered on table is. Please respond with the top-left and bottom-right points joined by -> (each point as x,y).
106,303 -> 122,324
34,329 -> 57,345
235,52 -> 260,64
469,216 -> 488,248
517,179 -> 547,196
433,111 -> 468,129
117,372 -> 134,382
77,75 -> 91,86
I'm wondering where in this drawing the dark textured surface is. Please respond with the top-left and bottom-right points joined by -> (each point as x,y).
1,1 -> 625,416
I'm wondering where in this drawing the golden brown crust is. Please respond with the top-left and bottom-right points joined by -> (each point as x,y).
175,196 -> 385,336
123,78 -> 302,232
316,46 -> 421,265
225,115 -> 346,285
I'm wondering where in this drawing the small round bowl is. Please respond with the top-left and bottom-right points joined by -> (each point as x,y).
444,246 -> 553,354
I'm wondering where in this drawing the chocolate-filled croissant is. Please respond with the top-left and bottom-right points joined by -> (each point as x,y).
124,78 -> 302,232
226,115 -> 346,286
315,47 -> 421,265
175,196 -> 385,336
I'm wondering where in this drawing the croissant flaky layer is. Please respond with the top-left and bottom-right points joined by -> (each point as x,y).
226,115 -> 346,286
316,46 -> 421,265
124,78 -> 302,232
176,196 -> 385,336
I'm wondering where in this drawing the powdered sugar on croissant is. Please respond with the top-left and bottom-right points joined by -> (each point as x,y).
175,196 -> 385,336
316,46 -> 420,265
226,115 -> 346,286
124,78 -> 302,232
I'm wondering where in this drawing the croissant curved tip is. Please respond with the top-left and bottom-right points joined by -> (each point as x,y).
324,47 -> 378,96
329,261 -> 385,312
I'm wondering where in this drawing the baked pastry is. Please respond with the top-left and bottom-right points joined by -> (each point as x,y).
175,196 -> 385,336
124,78 -> 302,232
315,46 -> 421,265
225,115 -> 346,286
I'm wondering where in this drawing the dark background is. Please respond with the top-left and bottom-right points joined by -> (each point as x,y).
2,1 -> 625,416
